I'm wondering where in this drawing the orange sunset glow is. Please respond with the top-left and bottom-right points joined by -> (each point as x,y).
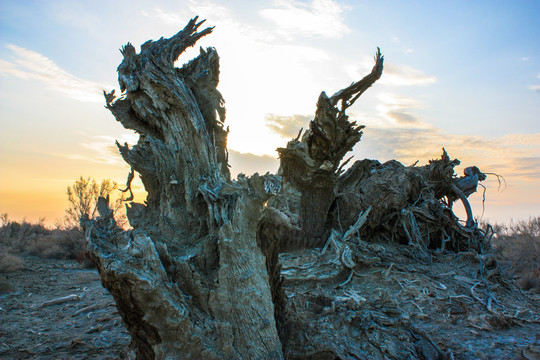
1,0 -> 539,226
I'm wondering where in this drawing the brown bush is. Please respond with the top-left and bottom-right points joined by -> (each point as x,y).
0,253 -> 25,273
24,229 -> 86,259
492,216 -> 540,293
75,250 -> 94,268
518,269 -> 540,292
0,217 -> 86,260
0,274 -> 14,294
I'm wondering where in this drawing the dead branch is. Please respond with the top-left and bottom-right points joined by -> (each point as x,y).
330,48 -> 384,112
36,294 -> 81,309
72,302 -> 115,317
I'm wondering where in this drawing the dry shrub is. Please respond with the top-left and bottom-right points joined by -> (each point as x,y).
25,228 -> 86,259
75,250 -> 94,268
0,217 -> 86,260
518,270 -> 539,292
0,274 -> 14,294
0,252 -> 25,273
492,216 -> 540,292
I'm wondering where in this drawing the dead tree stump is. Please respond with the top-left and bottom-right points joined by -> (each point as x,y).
85,17 -> 488,359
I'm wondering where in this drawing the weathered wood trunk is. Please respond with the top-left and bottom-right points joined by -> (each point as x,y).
87,18 -> 283,359
85,17 -> 489,359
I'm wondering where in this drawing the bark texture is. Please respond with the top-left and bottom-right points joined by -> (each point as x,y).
85,18 -> 493,359
88,18 -> 282,359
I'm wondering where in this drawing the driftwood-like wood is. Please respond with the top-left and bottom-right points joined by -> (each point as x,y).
89,18 -> 282,359
85,17 -> 492,359
268,48 -> 383,248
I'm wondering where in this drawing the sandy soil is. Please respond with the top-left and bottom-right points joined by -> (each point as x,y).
1,252 -> 539,359
0,256 -> 130,359
280,244 -> 540,359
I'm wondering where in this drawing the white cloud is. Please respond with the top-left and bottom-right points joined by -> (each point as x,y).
383,64 -> 436,86
54,134 -> 138,166
260,0 -> 351,39
187,0 -> 238,21
228,150 -> 279,177
528,74 -> 540,92
372,93 -> 428,129
265,114 -> 312,138
50,1 -> 102,33
361,125 -> 540,182
141,8 -> 186,26
377,93 -> 423,111
350,90 -> 540,184
140,3 -> 334,155
0,44 -> 112,102
344,88 -> 540,183
345,59 -> 436,87
525,72 -> 540,91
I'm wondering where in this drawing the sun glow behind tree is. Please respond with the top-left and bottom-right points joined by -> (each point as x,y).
0,0 -> 539,224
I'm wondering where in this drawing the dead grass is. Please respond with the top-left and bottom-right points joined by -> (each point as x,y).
0,253 -> 25,273
1,213 -> 538,293
491,216 -> 540,292
0,216 -> 88,271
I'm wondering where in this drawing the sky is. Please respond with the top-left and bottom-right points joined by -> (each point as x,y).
0,0 -> 539,226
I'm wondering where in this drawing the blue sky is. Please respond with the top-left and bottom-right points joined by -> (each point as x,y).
0,0 -> 539,224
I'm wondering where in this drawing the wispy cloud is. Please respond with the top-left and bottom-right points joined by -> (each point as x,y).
228,150 -> 279,177
265,114 -> 311,138
513,157 -> 540,178
142,3 -> 331,67
362,125 -> 540,182
383,64 -> 436,86
54,134 -> 138,165
371,93 -> 429,130
50,1 -> 102,33
0,44 -> 111,102
345,59 -> 436,87
259,0 -> 350,39
376,93 -> 423,112
142,2 -> 277,46
141,8 -> 185,25
351,92 -> 540,183
141,2 -> 333,155
527,74 -> 540,91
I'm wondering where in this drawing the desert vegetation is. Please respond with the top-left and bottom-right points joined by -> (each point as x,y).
0,214 -> 131,359
65,176 -> 129,229
491,216 -> 540,293
1,17 -> 539,360
72,18 -> 540,359
0,215 -> 85,272
2,212 -> 538,288
0,176 -> 128,273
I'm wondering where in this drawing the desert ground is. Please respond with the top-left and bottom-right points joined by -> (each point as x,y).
0,255 -> 130,359
2,247 -> 540,359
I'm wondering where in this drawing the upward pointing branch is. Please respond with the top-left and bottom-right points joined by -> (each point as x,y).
159,16 -> 214,67
119,16 -> 214,76
331,47 -> 384,113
